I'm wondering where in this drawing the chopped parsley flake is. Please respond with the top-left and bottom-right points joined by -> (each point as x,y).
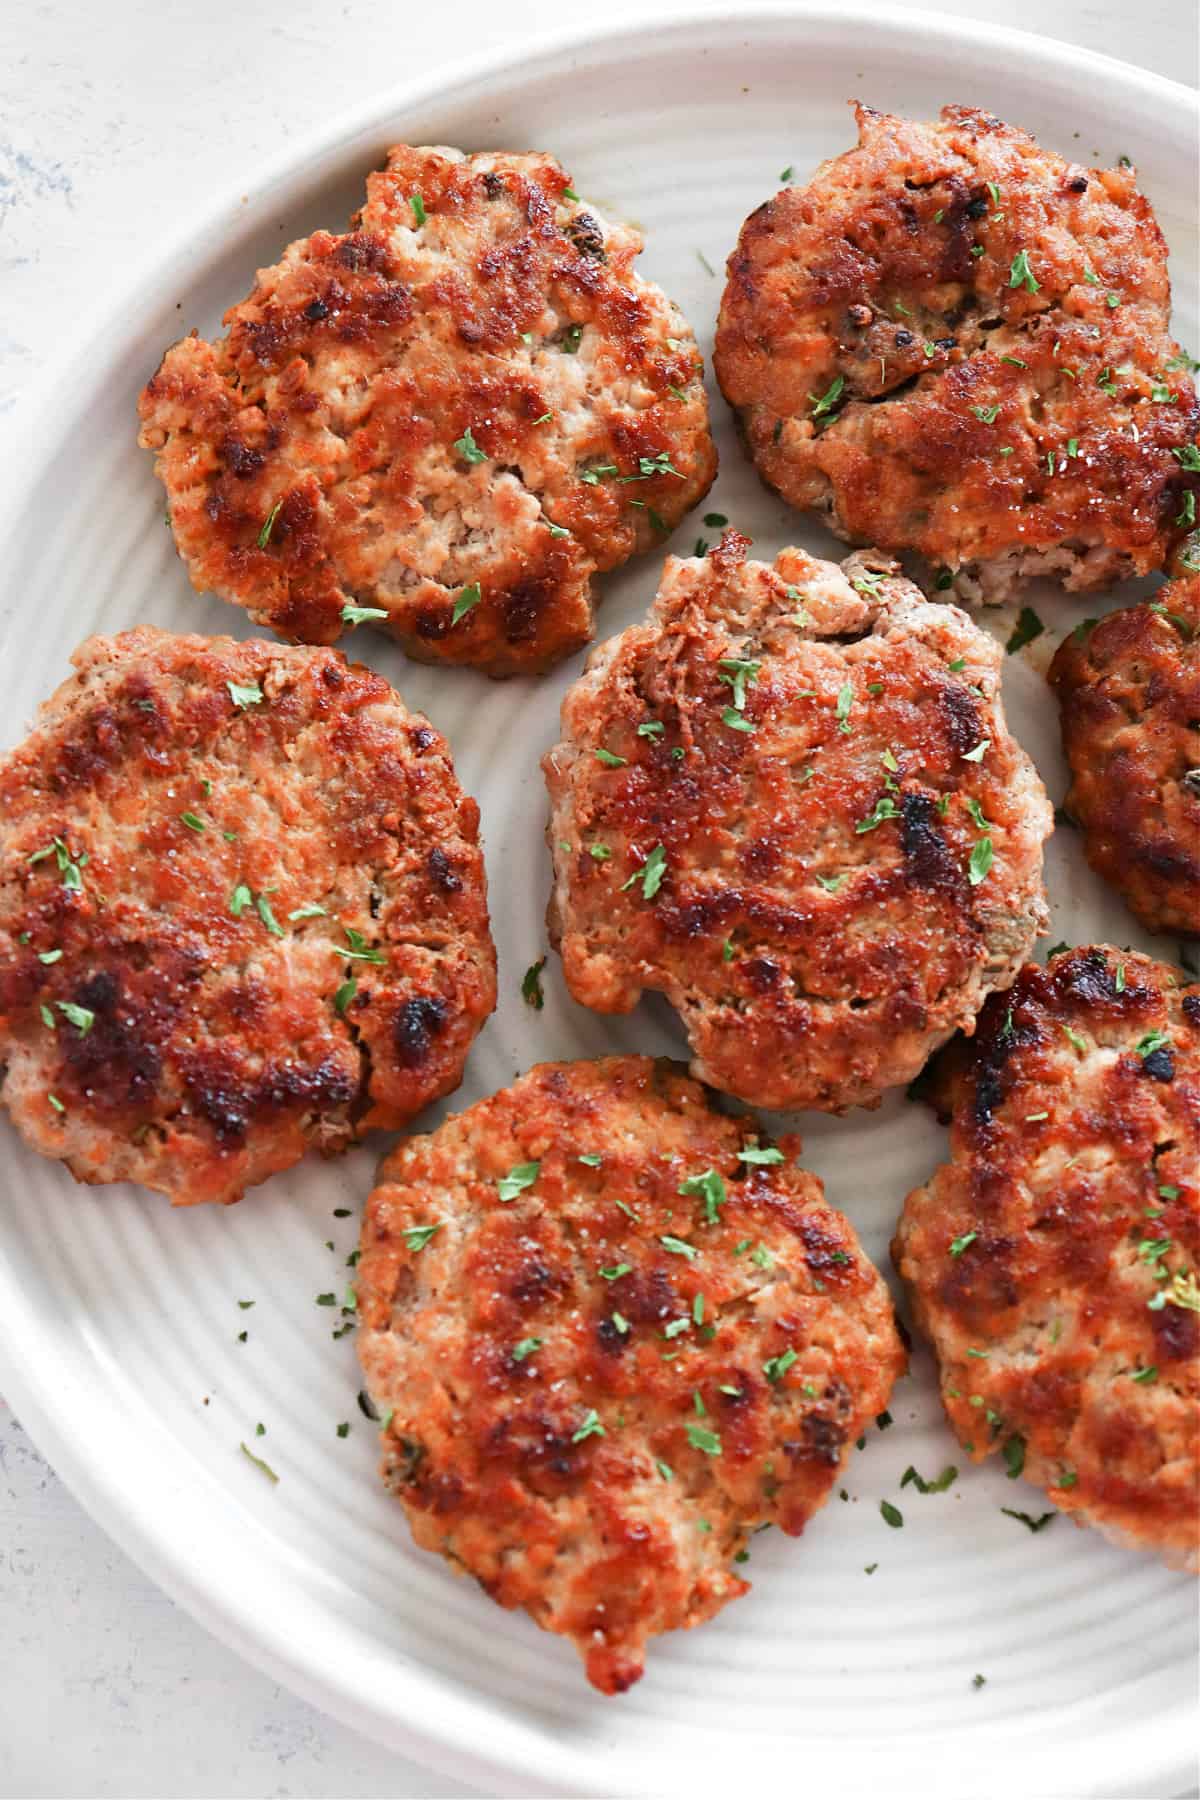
256,893 -> 284,938
410,193 -> 427,225
453,427 -> 487,464
227,680 -> 264,710
1003,1434 -> 1026,1479
333,975 -> 357,1014
900,1464 -> 958,1493
239,1442 -> 279,1483
816,873 -> 847,893
498,1161 -> 540,1202
1006,606 -> 1044,653
402,1224 -> 441,1252
880,1500 -> 904,1528
737,1144 -> 784,1166
288,902 -> 328,921
1008,250 -> 1039,292
950,1230 -> 979,1258
521,958 -> 546,1009
341,604 -> 389,624
856,795 -> 900,834
834,681 -> 854,733
687,1423 -> 722,1457
451,583 -> 483,624
256,502 -> 283,549
722,707 -> 756,733
572,1409 -> 605,1443
809,373 -> 845,420
599,1263 -> 631,1281
631,844 -> 667,900
55,1001 -> 94,1035
679,1168 -> 726,1223
1001,1507 -> 1055,1532
763,1347 -> 798,1384
637,720 -> 664,739
968,836 -> 994,886
660,1234 -> 698,1259
512,1337 -> 543,1363
717,658 -> 762,712
972,404 -> 1000,424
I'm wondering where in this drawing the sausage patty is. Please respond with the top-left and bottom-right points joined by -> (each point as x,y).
1049,554 -> 1200,937
0,629 -> 495,1205
139,146 -> 716,675
355,1055 -> 905,1693
893,947 -> 1200,1570
542,530 -> 1052,1112
715,103 -> 1200,604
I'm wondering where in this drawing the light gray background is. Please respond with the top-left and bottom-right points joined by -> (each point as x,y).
1,3 -> 1196,1796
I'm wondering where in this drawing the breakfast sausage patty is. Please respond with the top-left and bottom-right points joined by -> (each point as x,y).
542,531 -> 1052,1112
0,629 -> 495,1205
715,104 -> 1200,605
139,146 -> 716,676
894,947 -> 1200,1570
1049,556 -> 1200,937
355,1055 -> 905,1693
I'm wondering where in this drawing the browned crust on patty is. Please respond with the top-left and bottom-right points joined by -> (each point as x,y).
715,103 -> 1200,602
1049,565 -> 1200,937
0,628 -> 496,1204
138,147 -> 716,675
542,530 -> 1052,1112
356,1055 -> 904,1693
894,947 -> 1200,1570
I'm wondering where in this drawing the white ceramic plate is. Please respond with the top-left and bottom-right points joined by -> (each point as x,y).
0,8 -> 1196,1795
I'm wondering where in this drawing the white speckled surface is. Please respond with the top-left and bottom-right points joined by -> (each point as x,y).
0,3 -> 1195,1796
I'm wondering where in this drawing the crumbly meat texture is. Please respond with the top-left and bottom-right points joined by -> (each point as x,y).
542,531 -> 1052,1112
894,947 -> 1200,1571
138,146 -> 716,676
1049,562 -> 1200,937
0,628 -> 496,1205
715,103 -> 1200,605
355,1055 -> 904,1694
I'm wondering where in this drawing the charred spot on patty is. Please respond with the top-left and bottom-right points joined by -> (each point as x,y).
393,994 -> 448,1068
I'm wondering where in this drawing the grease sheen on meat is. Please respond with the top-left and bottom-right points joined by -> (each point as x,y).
894,947 -> 1200,1570
715,104 -> 1200,604
355,1056 -> 904,1693
543,531 -> 1052,1112
1049,557 -> 1200,937
0,629 -> 495,1205
139,146 -> 716,675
